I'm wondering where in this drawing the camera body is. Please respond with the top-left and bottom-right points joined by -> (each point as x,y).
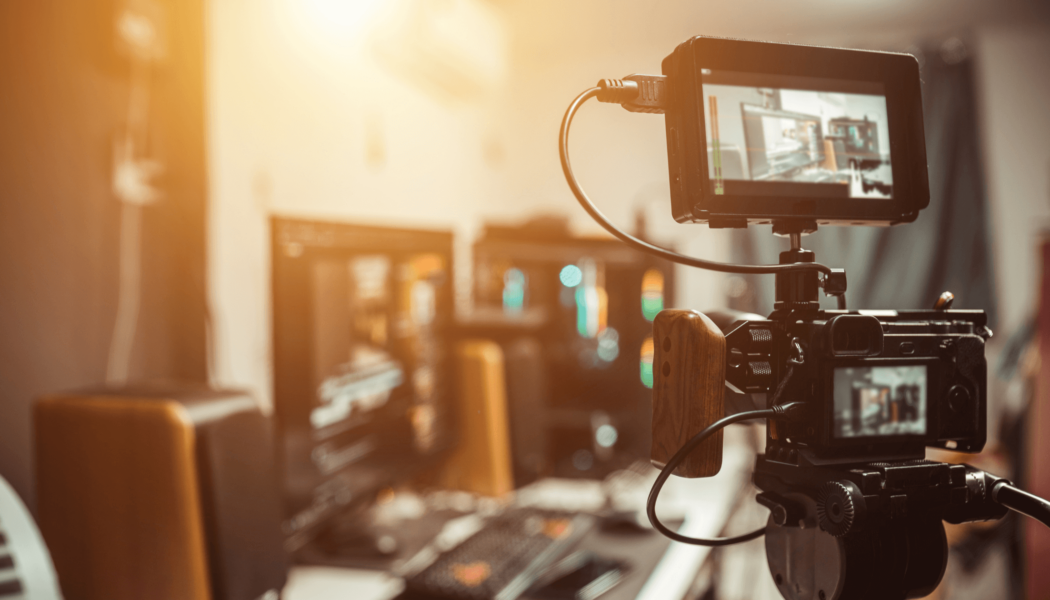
724,309 -> 990,466
646,36 -> 992,471
649,306 -> 990,479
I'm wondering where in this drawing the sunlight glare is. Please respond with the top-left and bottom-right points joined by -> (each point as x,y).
289,0 -> 385,49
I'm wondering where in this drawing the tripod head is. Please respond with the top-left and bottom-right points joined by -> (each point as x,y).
757,458 -> 1008,600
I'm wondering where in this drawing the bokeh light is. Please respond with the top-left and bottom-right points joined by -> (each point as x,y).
559,264 -> 583,287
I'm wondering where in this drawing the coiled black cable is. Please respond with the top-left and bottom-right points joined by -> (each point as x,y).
645,408 -> 776,546
558,87 -> 834,277
645,364 -> 802,546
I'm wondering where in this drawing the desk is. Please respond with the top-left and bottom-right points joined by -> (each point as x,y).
284,437 -> 754,600
285,523 -> 678,600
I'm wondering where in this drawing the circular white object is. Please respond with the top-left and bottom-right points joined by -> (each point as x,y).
595,424 -> 619,448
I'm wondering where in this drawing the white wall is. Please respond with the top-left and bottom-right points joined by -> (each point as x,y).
207,0 -> 510,407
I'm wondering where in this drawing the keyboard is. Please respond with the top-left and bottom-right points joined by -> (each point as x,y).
0,473 -> 63,599
0,528 -> 23,598
404,508 -> 593,600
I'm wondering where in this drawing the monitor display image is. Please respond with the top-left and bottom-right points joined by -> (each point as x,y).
833,365 -> 926,438
702,70 -> 892,199
271,218 -> 455,551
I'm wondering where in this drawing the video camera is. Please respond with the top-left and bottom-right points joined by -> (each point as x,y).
559,35 -> 1050,600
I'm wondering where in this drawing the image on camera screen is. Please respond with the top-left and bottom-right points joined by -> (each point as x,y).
833,365 -> 926,438
702,70 -> 892,199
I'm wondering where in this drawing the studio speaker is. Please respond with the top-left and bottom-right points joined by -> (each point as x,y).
437,340 -> 514,497
35,385 -> 288,600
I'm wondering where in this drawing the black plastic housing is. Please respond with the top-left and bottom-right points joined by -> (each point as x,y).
661,36 -> 930,228
724,310 -> 988,465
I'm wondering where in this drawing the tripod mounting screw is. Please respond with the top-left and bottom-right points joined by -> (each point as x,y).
816,481 -> 862,537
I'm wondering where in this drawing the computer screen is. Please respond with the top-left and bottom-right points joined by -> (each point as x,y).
271,217 -> 455,551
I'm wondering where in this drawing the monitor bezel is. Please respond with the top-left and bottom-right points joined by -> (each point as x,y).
663,36 -> 930,227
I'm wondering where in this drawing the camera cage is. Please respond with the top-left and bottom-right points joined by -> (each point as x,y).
724,308 -> 990,468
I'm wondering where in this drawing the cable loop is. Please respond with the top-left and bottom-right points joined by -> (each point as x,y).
645,409 -> 776,546
559,88 -> 834,277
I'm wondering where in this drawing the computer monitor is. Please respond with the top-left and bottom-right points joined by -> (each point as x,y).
472,218 -> 675,479
271,217 -> 456,552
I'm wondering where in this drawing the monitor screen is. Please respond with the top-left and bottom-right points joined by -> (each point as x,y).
272,218 -> 454,549
702,70 -> 892,200
833,365 -> 926,438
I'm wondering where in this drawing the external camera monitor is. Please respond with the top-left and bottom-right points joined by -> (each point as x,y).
662,36 -> 930,227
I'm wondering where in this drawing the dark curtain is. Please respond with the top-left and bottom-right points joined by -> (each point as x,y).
729,40 -> 998,327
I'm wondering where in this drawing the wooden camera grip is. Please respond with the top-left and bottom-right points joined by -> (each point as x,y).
650,310 -> 725,478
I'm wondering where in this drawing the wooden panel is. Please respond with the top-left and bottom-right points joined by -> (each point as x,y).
437,341 -> 514,497
35,394 -> 211,600
651,310 -> 725,478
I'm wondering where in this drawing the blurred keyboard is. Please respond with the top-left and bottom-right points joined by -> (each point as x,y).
0,474 -> 63,600
0,526 -> 24,598
404,508 -> 593,600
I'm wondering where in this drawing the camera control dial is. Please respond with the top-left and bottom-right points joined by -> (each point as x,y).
815,481 -> 862,537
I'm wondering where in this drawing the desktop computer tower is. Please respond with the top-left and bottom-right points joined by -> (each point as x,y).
35,384 -> 288,600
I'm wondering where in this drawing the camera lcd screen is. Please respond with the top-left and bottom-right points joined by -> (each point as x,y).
833,365 -> 926,438
702,70 -> 892,200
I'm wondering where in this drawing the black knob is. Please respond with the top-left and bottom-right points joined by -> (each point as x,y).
816,481 -> 863,537
933,291 -> 954,310
947,385 -> 972,415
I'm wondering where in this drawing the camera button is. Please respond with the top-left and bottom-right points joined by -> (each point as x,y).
899,341 -> 916,355
948,385 -> 971,414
